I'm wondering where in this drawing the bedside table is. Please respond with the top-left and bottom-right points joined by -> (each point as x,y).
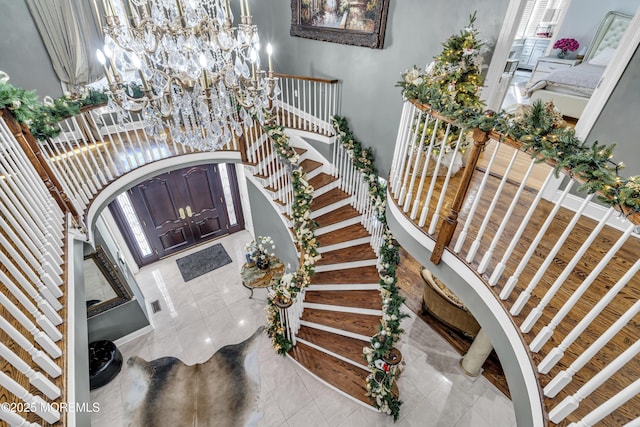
528,56 -> 581,85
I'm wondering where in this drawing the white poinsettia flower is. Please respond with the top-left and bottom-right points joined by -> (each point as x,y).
404,68 -> 423,85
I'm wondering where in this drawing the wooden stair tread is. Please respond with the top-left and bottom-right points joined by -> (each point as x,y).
312,266 -> 380,284
316,243 -> 377,266
296,326 -> 369,368
293,147 -> 307,156
300,159 -> 323,174
302,308 -> 380,337
317,223 -> 370,247
315,205 -> 361,228
305,290 -> 382,311
289,341 -> 372,406
311,187 -> 351,210
309,172 -> 338,190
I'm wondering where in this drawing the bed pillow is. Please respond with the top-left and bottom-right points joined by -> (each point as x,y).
589,47 -> 616,66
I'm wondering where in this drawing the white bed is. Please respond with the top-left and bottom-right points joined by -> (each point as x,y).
526,11 -> 632,118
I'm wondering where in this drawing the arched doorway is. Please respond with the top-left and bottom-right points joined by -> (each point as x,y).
109,163 -> 244,266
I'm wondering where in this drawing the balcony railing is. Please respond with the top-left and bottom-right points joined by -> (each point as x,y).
388,99 -> 640,426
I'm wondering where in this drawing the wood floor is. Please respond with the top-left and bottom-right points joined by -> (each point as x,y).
391,145 -> 640,426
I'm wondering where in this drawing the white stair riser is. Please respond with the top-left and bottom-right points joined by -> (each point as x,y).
303,303 -> 382,316
311,198 -> 352,219
295,338 -> 370,372
316,216 -> 361,236
307,284 -> 380,291
315,259 -> 377,272
300,320 -> 372,342
318,236 -> 371,254
313,179 -> 340,197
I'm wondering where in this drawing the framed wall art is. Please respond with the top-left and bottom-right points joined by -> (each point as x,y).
290,0 -> 390,49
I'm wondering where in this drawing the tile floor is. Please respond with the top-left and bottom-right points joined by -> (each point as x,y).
90,230 -> 516,426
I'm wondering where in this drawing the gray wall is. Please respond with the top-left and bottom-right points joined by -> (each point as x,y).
246,179 -> 299,269
555,0 -> 639,53
0,0 -> 62,98
587,45 -> 640,176
249,0 -> 510,177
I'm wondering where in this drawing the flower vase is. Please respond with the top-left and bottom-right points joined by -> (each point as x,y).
557,50 -> 568,59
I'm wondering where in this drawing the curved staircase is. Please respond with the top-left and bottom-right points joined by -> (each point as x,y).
249,129 -> 385,407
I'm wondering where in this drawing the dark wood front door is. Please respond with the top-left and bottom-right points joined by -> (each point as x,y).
110,164 -> 243,266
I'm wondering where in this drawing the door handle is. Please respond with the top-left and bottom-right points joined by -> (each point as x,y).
186,205 -> 193,218
178,207 -> 186,220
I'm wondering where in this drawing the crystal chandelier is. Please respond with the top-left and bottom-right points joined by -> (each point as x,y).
96,0 -> 279,150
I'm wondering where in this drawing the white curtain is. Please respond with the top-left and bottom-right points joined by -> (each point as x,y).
25,0 -> 104,90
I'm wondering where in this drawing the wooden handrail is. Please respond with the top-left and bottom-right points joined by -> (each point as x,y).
406,102 -> 640,234
1,109 -> 80,221
273,72 -> 339,85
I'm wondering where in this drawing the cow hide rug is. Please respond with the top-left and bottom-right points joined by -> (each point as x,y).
123,327 -> 263,426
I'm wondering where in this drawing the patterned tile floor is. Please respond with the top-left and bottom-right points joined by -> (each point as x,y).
90,230 -> 516,426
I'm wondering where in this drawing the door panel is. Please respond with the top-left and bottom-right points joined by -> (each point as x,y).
110,163 -> 244,267
179,165 -> 228,242
130,175 -> 192,258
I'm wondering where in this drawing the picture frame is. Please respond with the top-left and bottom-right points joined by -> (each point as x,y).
84,246 -> 132,317
290,0 -> 390,49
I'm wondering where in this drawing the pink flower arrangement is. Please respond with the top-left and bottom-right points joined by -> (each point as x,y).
553,38 -> 579,52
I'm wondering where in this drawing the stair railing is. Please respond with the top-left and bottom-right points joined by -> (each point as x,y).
0,110 -> 67,426
273,73 -> 340,136
332,136 -> 385,255
388,99 -> 640,426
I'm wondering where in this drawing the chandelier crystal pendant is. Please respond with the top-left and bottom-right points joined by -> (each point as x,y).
96,0 -> 280,151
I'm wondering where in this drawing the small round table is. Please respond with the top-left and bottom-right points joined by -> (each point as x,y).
240,258 -> 285,298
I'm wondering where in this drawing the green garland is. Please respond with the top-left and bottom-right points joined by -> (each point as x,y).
481,101 -> 639,217
263,114 -> 320,355
0,72 -> 107,140
332,115 -> 409,421
395,14 -> 639,218
396,13 -> 485,124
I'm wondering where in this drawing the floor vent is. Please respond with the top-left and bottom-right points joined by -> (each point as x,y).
150,300 -> 162,314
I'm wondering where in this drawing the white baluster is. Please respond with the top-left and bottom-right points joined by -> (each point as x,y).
392,103 -> 417,197
500,180 -> 575,300
565,379 -> 640,427
511,193 -> 595,316
403,114 -> 431,210
0,231 -> 62,312
0,292 -> 61,359
521,207 -> 615,332
57,122 -> 97,195
410,118 -> 438,219
0,316 -> 61,378
0,262 -> 62,328
0,342 -> 60,399
69,116 -> 104,188
489,169 -> 555,285
544,299 -> 640,397
0,370 -> 60,424
398,111 -> 424,204
478,158 -> 537,274
77,113 -> 112,182
466,147 -> 519,263
418,121 -> 449,228
428,129 -> 465,235
537,256 -> 640,372
389,102 -> 410,188
453,139 -> 502,253
0,406 -> 40,426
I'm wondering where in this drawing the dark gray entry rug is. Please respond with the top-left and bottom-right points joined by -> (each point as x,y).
176,243 -> 232,282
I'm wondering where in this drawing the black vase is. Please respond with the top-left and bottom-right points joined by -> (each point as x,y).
256,257 -> 269,270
